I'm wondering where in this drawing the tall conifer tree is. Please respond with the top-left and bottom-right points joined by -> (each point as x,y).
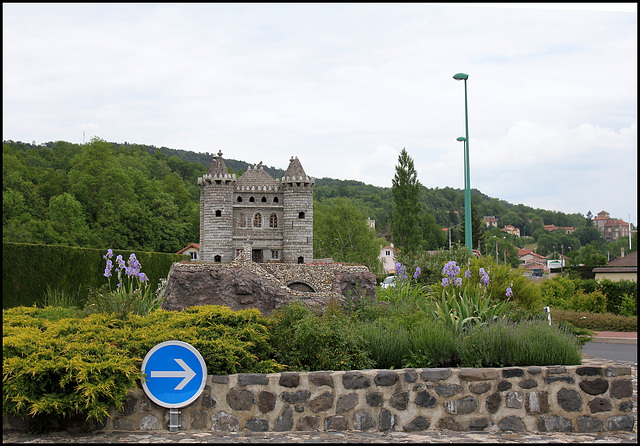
390,148 -> 423,254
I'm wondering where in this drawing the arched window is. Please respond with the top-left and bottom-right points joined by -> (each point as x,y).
237,213 -> 246,228
261,196 -> 267,202
253,213 -> 262,228
214,255 -> 222,263
298,212 -> 305,219
297,256 -> 304,264
215,210 -> 222,217
273,197 -> 279,203
249,196 -> 255,202
237,196 -> 243,203
269,213 -> 278,228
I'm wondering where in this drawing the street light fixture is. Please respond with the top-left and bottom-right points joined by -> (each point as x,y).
453,72 -> 472,252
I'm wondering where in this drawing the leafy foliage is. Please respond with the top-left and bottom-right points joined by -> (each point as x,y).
3,305 -> 285,430
313,197 -> 384,273
269,300 -> 374,372
390,148 -> 424,254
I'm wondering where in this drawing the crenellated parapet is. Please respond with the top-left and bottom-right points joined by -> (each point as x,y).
197,173 -> 237,187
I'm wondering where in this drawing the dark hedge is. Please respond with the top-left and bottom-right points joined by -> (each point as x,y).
2,242 -> 188,308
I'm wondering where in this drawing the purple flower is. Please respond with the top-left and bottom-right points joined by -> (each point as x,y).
103,248 -> 113,260
115,255 -> 125,270
138,272 -> 148,282
455,278 -> 463,287
506,287 -> 513,298
441,277 -> 449,287
442,261 -> 460,282
465,269 -> 471,278
413,267 -> 421,279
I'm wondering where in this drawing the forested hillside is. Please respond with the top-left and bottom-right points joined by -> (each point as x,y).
3,138 -> 591,255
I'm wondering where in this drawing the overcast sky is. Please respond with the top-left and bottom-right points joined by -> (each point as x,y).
3,3 -> 637,226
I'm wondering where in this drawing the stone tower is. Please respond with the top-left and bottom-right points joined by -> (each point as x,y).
197,152 -> 314,264
282,156 -> 314,264
198,151 -> 236,263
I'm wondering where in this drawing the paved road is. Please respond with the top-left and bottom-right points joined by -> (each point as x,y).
584,341 -> 637,363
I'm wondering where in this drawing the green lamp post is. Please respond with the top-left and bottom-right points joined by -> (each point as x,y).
453,72 -> 472,252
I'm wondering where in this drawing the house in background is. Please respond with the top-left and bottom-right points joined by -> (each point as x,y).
593,210 -> 634,242
543,224 -> 576,235
501,225 -> 520,237
379,243 -> 400,274
518,248 -> 548,274
483,216 -> 498,228
177,243 -> 200,261
592,250 -> 637,282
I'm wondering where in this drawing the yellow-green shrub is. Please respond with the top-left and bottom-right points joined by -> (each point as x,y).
567,290 -> 608,314
3,305 -> 285,430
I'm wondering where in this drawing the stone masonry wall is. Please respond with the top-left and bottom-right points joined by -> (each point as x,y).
17,364 -> 630,434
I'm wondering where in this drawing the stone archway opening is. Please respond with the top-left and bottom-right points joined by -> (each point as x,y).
286,281 -> 316,293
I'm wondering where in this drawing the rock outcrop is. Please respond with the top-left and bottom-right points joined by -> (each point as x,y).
161,258 -> 377,315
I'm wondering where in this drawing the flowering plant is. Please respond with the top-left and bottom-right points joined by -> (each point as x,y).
84,249 -> 164,316
377,262 -> 430,313
434,260 -> 511,334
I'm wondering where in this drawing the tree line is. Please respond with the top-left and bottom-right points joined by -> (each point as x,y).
3,139 -> 634,271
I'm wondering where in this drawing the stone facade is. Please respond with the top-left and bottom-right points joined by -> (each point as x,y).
17,364 -> 631,434
161,242 -> 377,315
198,152 -> 314,264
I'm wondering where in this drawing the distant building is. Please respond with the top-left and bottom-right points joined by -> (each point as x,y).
501,225 -> 520,237
177,243 -> 200,261
543,224 -> 576,235
593,249 -> 637,282
483,216 -> 498,228
379,244 -> 399,274
593,210 -> 634,242
518,248 -> 548,273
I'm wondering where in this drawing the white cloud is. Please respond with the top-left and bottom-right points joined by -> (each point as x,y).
3,3 -> 636,225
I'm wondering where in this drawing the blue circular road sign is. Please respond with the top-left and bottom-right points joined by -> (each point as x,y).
141,340 -> 207,408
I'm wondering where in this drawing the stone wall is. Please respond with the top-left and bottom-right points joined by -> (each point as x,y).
161,252 -> 377,315
11,364 -> 630,434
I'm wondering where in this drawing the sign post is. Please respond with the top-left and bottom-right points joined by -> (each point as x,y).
141,340 -> 207,431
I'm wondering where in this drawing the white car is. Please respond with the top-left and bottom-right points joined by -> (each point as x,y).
380,276 -> 396,289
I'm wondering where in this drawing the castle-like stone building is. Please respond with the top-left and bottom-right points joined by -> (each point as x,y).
197,151 -> 314,264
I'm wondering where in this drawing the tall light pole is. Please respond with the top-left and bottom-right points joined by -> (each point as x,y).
454,72 -> 472,252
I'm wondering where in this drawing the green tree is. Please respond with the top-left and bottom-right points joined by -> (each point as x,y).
313,197 -> 383,273
48,193 -> 90,245
420,212 -> 446,250
458,201 -> 485,251
390,148 -> 423,254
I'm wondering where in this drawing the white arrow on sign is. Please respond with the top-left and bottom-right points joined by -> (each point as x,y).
150,358 -> 196,390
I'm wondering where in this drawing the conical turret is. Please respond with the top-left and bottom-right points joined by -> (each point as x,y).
283,156 -> 309,182
208,150 -> 228,176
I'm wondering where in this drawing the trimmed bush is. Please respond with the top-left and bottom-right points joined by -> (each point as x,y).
2,242 -> 187,309
358,319 -> 412,370
457,320 -> 583,367
269,300 -> 374,372
3,305 -> 285,430
540,276 -> 576,310
596,279 -> 637,315
567,290 -> 608,314
549,308 -> 637,332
